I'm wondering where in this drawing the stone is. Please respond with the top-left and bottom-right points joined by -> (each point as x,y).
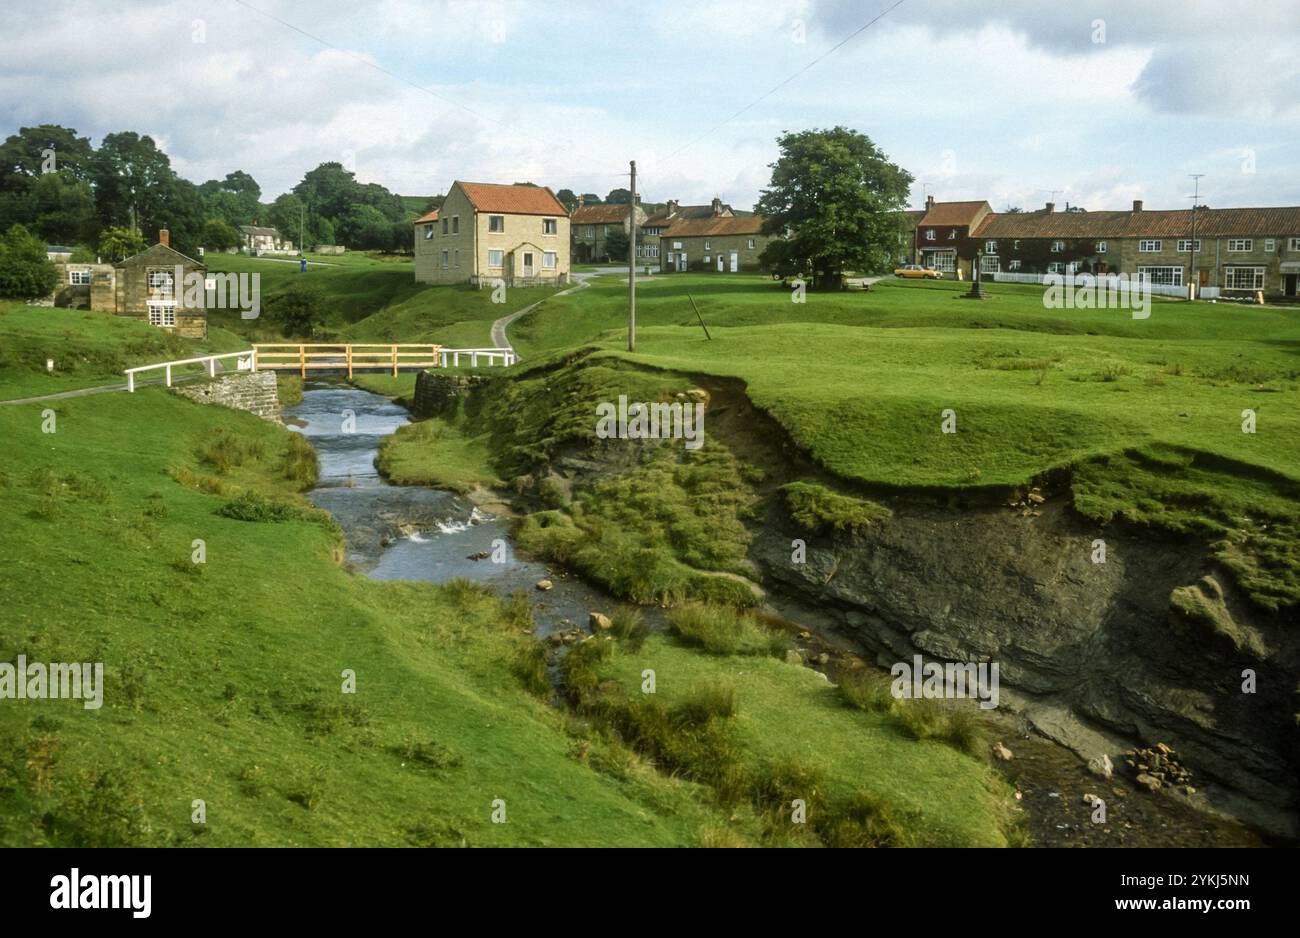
536,579 -> 553,591
589,612 -> 612,631
1088,754 -> 1114,780
784,649 -> 803,665
1082,793 -> 1101,806
1155,742 -> 1173,755
1027,493 -> 1045,504
1183,785 -> 1196,796
815,652 -> 830,666
993,742 -> 1014,761
173,371 -> 280,419
1135,773 -> 1162,792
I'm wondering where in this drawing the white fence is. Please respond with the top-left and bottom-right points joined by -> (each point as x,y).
991,271 -> 1191,298
439,348 -> 517,367
124,350 -> 255,392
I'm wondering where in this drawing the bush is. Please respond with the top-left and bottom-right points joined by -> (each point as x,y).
0,224 -> 57,299
837,668 -> 895,713
282,432 -> 318,488
216,491 -> 310,523
818,789 -> 911,848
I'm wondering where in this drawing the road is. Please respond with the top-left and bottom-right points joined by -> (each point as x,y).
489,271 -> 602,353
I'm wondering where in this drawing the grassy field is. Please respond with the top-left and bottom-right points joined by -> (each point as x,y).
507,273 -> 1300,608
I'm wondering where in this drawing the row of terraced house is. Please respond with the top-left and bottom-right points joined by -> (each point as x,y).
911,196 -> 1300,299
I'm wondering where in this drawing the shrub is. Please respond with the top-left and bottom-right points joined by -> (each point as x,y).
200,429 -> 266,474
837,668 -> 895,713
216,491 -> 309,523
818,789 -> 911,848
282,432 -> 318,488
0,224 -> 57,299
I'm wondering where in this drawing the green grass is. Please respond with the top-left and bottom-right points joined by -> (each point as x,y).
377,417 -> 503,493
581,633 -> 1016,847
0,387 -> 747,846
781,481 -> 891,533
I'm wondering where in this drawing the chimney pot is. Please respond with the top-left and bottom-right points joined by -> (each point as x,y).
925,195 -> 935,209
1132,199 -> 1144,212
159,228 -> 170,247
711,197 -> 723,216
1045,202 -> 1055,213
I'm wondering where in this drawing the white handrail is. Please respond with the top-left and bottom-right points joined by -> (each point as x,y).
438,347 -> 517,367
124,350 -> 255,392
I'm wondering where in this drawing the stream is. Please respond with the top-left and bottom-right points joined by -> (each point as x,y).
285,381 -> 1267,848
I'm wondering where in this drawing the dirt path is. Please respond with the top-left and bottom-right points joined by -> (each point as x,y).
490,272 -> 599,352
0,361 -> 229,405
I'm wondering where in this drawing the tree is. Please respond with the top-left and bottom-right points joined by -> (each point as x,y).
98,225 -> 147,262
92,132 -> 174,232
26,171 -> 99,246
268,281 -> 324,337
604,228 -> 630,262
293,162 -> 360,221
579,193 -> 601,205
202,218 -> 241,251
336,204 -> 393,250
0,224 -> 58,299
756,127 -> 913,289
268,193 -> 306,247
0,125 -> 95,187
605,188 -> 632,205
556,189 -> 578,211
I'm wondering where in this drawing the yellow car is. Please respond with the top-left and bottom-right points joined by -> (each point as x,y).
894,264 -> 944,279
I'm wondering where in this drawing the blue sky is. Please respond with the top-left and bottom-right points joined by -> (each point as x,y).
3,0 -> 1299,213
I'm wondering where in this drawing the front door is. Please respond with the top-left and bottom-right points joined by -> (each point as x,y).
730,251 -> 739,273
716,255 -> 724,272
1200,269 -> 1211,287
679,252 -> 687,271
1287,274 -> 1298,297
522,252 -> 534,277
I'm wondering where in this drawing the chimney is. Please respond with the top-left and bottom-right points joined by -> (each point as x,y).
1044,202 -> 1055,214
159,228 -> 170,247
666,199 -> 678,217
925,195 -> 935,211
711,197 -> 723,216
1132,199 -> 1143,212
576,195 -> 585,208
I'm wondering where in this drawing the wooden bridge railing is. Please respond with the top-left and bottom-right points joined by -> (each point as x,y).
252,344 -> 442,377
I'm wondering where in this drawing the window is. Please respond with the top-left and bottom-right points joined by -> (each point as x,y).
489,215 -> 505,233
543,218 -> 557,235
1224,266 -> 1265,290
1051,240 -> 1065,253
423,224 -> 434,240
1138,240 -> 1161,252
704,256 -> 711,265
147,303 -> 176,327
543,252 -> 557,269
441,218 -> 448,235
1013,240 -> 1020,250
979,255 -> 999,273
1290,238 -> 1300,251
947,229 -> 956,240
672,241 -> 682,249
984,241 -> 997,254
1008,260 -> 1022,271
1047,262 -> 1065,274
488,249 -> 504,267
451,216 -> 460,235
747,239 -> 755,250
68,269 -> 91,285
1137,266 -> 1184,286
1176,239 -> 1201,252
1228,239 -> 1252,252
929,252 -> 955,272
704,240 -> 711,250
454,249 -> 460,267
441,250 -> 449,269
1096,241 -> 1107,253
925,229 -> 936,241
1265,239 -> 1276,252
147,269 -> 174,293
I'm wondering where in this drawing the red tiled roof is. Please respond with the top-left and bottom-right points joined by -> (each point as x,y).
571,203 -> 632,225
414,209 -> 439,223
918,200 -> 992,228
661,215 -> 766,237
456,181 -> 566,216
974,206 -> 1300,239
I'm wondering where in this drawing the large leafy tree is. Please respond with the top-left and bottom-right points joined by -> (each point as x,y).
0,224 -> 58,299
97,225 -> 147,262
0,125 -> 95,186
0,125 -> 97,242
756,127 -> 913,288
91,132 -> 174,233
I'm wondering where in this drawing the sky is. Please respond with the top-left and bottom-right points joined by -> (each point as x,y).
3,0 -> 1300,212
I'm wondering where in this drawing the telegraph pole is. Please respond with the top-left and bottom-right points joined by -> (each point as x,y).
628,160 -> 636,352
1188,174 -> 1204,300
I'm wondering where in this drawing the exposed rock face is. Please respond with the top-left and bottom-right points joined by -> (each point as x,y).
173,371 -> 279,418
412,372 -> 489,419
752,494 -> 1300,839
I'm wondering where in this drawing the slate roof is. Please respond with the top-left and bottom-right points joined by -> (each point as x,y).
660,215 -> 767,238
571,204 -> 633,225
974,206 -> 1300,239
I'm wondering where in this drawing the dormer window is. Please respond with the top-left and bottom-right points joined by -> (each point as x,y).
948,229 -> 957,240
925,229 -> 936,241
423,225 -> 434,240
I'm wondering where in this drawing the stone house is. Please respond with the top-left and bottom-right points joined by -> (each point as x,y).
972,200 -> 1300,297
570,201 -> 648,263
113,230 -> 208,338
659,212 -> 770,273
640,199 -> 734,265
239,225 -> 294,255
414,181 -> 570,287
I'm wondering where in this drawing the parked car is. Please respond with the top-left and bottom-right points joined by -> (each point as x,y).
893,264 -> 943,279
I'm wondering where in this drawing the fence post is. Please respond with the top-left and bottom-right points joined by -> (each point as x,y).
165,364 -> 172,387
127,371 -> 134,393
207,356 -> 216,378
347,345 -> 353,379
299,345 -> 306,379
391,345 -> 398,377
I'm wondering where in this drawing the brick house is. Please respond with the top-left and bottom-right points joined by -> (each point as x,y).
913,197 -> 994,280
660,211 -> 770,273
414,181 -> 570,287
570,200 -> 648,263
113,231 -> 208,338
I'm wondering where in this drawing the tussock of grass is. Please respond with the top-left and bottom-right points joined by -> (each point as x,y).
781,481 -> 891,534
667,602 -> 788,657
282,432 -> 318,488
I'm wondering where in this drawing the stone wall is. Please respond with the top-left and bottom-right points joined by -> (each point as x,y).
173,371 -> 280,419
411,371 -> 488,419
